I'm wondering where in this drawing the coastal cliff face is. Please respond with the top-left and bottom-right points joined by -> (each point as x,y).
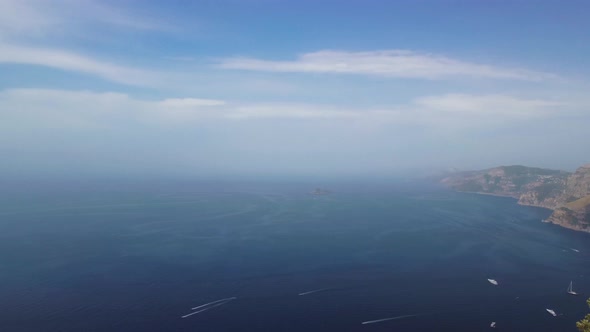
546,165 -> 590,232
440,164 -> 590,233
564,164 -> 590,200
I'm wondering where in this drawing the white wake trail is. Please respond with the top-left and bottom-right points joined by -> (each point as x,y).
298,288 -> 331,296
181,298 -> 236,319
361,314 -> 421,325
191,297 -> 237,310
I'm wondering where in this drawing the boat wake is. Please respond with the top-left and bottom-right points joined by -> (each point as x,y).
191,297 -> 237,310
298,288 -> 332,296
361,314 -> 421,325
181,297 -> 236,319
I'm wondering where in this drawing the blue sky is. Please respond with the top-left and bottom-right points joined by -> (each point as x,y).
1,0 -> 589,179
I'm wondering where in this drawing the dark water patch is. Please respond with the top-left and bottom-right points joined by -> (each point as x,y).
0,182 -> 589,331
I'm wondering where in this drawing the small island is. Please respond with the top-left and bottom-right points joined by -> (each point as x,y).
310,188 -> 331,195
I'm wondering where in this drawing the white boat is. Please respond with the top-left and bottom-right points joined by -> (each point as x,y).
487,278 -> 498,286
490,321 -> 496,328
571,248 -> 580,253
567,281 -> 578,295
546,308 -> 557,317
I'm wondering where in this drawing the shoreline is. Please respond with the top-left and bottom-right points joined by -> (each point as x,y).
457,190 -> 554,211
456,190 -> 519,199
457,190 -> 590,234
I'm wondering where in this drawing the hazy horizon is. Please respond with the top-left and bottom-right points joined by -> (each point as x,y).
2,1 -> 590,179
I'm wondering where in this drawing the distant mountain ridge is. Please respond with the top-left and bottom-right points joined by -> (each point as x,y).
439,164 -> 590,233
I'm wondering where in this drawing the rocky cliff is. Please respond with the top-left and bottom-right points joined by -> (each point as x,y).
440,164 -> 590,233
564,164 -> 590,200
546,165 -> 590,232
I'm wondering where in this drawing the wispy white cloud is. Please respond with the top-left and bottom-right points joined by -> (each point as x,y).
2,88 -> 583,176
414,94 -> 565,117
0,89 -> 361,125
2,88 -> 587,178
68,0 -> 173,31
228,95 -> 566,123
0,43 -> 160,86
159,98 -> 226,108
0,0 -> 191,88
219,50 -> 556,81
0,0 -> 58,37
227,104 -> 361,119
0,89 -> 227,129
0,0 -> 171,39
0,88 -> 569,129
164,56 -> 197,62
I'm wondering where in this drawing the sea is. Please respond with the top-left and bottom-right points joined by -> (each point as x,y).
1,179 -> 589,332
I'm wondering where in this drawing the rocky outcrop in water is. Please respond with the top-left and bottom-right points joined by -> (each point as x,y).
440,163 -> 590,233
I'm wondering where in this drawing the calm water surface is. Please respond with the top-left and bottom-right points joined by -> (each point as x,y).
1,181 -> 589,331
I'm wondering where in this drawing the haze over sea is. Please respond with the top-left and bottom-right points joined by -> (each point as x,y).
1,180 -> 589,332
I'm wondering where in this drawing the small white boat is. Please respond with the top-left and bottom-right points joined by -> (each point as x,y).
487,278 -> 498,286
571,248 -> 580,253
546,308 -> 557,317
567,281 -> 578,295
490,321 -> 496,328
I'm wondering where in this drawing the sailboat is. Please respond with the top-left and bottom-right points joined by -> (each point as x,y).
567,281 -> 578,295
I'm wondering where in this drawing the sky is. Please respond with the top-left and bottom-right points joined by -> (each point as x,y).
1,0 -> 590,180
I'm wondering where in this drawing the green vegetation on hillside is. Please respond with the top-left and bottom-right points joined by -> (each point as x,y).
458,181 -> 484,192
534,183 -> 561,202
577,298 -> 590,332
553,207 -> 579,225
500,165 -> 562,176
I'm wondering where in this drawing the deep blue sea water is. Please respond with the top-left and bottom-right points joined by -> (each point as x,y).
1,180 -> 589,331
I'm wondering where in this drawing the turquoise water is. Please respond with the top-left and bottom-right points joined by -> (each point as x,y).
0,181 -> 589,331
